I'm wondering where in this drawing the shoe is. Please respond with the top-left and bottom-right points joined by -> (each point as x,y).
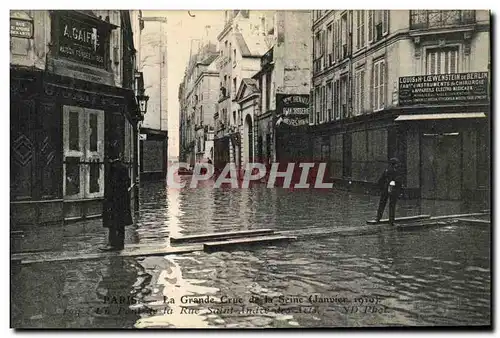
99,246 -> 121,252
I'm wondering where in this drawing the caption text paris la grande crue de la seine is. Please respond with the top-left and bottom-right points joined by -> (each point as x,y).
64,294 -> 389,317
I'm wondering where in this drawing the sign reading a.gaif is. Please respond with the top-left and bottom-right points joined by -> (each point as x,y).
56,12 -> 109,69
10,18 -> 34,39
398,72 -> 489,106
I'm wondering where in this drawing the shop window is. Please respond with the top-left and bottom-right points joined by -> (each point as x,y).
68,111 -> 80,151
63,106 -> 104,200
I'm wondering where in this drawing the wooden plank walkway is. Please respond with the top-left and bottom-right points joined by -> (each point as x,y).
14,244 -> 204,265
366,214 -> 431,225
203,235 -> 297,253
431,212 -> 490,220
12,211 -> 491,265
455,218 -> 490,225
170,229 -> 276,244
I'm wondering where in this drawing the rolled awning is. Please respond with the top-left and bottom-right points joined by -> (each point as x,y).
395,112 -> 487,121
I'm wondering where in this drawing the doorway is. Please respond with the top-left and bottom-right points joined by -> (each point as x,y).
244,114 -> 253,164
63,106 -> 105,200
421,132 -> 462,200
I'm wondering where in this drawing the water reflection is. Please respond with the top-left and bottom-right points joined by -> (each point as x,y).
11,180 -> 491,328
131,181 -> 490,328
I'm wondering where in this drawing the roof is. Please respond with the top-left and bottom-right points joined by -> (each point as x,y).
199,53 -> 219,66
234,30 -> 269,57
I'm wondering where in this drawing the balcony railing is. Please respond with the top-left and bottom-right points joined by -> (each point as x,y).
410,10 -> 476,30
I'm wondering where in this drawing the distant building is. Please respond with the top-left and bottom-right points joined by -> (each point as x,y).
310,10 -> 490,201
136,14 -> 168,180
213,10 -> 275,170
179,40 -> 219,165
240,10 -> 312,167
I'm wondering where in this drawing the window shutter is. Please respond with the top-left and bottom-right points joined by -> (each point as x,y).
450,49 -> 457,73
323,30 -> 327,68
428,51 -> 435,74
382,10 -> 389,36
348,11 -> 353,56
361,11 -> 365,47
380,61 -> 385,109
436,51 -> 442,74
356,11 -> 360,50
334,21 -> 338,61
368,10 -> 373,43
370,64 -> 375,111
360,70 -> 365,113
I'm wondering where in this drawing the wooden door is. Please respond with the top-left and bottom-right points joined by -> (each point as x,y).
421,133 -> 461,200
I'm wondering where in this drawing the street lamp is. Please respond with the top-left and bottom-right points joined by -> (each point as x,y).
137,93 -> 149,118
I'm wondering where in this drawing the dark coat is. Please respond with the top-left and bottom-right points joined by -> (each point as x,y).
103,160 -> 133,228
377,166 -> 403,196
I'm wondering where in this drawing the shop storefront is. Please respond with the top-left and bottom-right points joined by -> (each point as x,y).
10,11 -> 140,228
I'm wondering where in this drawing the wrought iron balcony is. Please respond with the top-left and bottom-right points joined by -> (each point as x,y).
410,10 -> 476,30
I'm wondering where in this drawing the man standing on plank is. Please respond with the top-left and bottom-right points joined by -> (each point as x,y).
375,157 -> 403,226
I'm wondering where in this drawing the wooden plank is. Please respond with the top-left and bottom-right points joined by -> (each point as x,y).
203,235 -> 296,253
396,221 -> 449,230
430,212 -> 490,220
366,215 -> 431,225
170,229 -> 276,244
455,218 -> 490,225
13,244 -> 204,265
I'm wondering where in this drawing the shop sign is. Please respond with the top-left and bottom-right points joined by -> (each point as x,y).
56,13 -> 109,69
276,94 -> 310,127
398,72 -> 489,106
10,18 -> 33,39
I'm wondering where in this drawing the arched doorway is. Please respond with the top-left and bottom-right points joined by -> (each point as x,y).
244,114 -> 253,165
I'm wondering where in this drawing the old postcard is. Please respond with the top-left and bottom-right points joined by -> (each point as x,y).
10,9 -> 491,329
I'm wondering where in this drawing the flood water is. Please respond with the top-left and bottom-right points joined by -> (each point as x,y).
11,179 -> 491,328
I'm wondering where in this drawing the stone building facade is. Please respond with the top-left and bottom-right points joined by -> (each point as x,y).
310,10 -> 490,201
179,42 -> 219,165
213,10 -> 275,170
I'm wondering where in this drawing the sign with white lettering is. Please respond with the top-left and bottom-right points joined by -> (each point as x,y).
10,18 -> 33,39
276,94 -> 310,128
56,13 -> 109,69
398,72 -> 489,106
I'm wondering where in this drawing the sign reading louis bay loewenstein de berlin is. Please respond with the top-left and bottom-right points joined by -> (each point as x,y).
398,72 -> 489,106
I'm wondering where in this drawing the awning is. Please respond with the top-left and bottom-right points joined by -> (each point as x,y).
395,113 -> 487,121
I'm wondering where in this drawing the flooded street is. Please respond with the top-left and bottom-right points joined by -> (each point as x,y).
11,179 -> 491,328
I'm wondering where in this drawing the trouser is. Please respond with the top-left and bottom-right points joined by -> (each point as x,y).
108,225 -> 125,248
377,192 -> 397,224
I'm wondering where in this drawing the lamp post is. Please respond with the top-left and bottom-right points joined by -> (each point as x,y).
133,70 -> 149,211
137,93 -> 150,117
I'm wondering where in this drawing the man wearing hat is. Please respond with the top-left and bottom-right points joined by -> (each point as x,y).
375,157 -> 403,226
101,141 -> 133,251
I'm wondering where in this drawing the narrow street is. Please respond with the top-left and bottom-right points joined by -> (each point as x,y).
11,178 -> 491,328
